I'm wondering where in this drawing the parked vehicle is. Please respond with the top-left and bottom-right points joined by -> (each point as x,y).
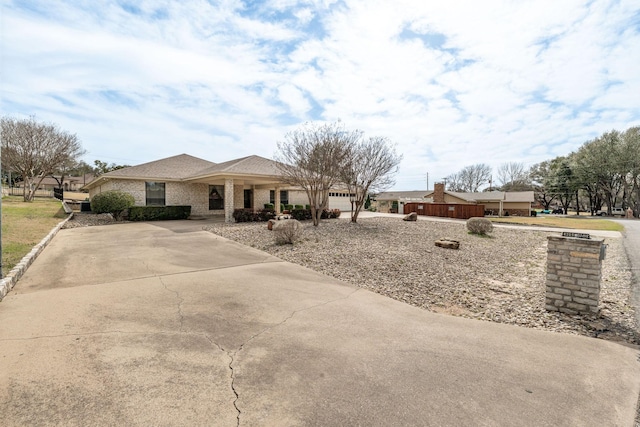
596,207 -> 625,216
552,208 -> 564,214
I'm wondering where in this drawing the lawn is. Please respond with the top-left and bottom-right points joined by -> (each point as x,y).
488,215 -> 624,231
1,196 -> 67,276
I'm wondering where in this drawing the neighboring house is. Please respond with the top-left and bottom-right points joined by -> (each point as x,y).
377,183 -> 534,216
375,191 -> 432,213
15,174 -> 95,191
83,153 -> 346,222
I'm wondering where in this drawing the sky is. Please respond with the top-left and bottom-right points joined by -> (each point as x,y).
1,0 -> 639,190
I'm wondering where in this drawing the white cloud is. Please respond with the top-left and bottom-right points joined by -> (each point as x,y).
1,0 -> 639,190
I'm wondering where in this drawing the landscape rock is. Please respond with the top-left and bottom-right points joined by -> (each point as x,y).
435,239 -> 460,249
403,212 -> 418,221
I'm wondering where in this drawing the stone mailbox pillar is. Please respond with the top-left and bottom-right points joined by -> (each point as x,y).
545,233 -> 605,316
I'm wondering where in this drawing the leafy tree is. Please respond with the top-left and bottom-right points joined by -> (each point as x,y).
619,127 -> 640,216
1,116 -> 84,201
93,159 -> 129,175
573,143 -> 605,214
548,156 -> 578,214
529,161 -> 556,210
340,136 -> 402,223
275,121 -> 355,226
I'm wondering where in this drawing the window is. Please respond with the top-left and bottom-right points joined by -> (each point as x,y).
244,189 -> 252,209
209,185 -> 224,210
145,182 -> 165,206
270,190 -> 289,205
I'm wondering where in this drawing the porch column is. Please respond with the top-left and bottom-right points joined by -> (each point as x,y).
225,178 -> 234,223
499,200 -> 504,217
275,186 -> 281,215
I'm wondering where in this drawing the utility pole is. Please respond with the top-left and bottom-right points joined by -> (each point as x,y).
426,172 -> 429,190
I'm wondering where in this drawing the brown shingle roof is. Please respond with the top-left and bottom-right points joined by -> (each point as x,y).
188,155 -> 281,179
100,154 -> 216,180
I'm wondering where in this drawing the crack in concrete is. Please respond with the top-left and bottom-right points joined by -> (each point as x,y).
222,287 -> 362,426
200,335 -> 241,426
159,277 -> 185,332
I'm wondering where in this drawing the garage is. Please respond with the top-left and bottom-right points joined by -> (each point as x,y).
328,192 -> 354,212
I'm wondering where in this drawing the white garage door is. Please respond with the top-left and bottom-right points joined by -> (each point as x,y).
328,193 -> 354,211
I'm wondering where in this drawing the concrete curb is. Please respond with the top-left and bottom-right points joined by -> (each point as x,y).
0,203 -> 74,301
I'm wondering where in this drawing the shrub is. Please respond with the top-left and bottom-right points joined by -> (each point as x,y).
90,191 -> 135,220
232,209 -> 257,223
233,208 -> 276,222
257,209 -> 276,222
466,217 -> 493,235
284,204 -> 294,211
290,208 -> 312,221
320,208 -> 341,219
305,204 -> 310,210
129,206 -> 191,221
294,204 -> 304,210
264,203 -> 274,210
273,219 -> 303,244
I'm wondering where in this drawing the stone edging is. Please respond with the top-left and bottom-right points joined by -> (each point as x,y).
0,203 -> 74,301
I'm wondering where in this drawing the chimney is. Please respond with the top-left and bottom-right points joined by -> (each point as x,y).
434,182 -> 445,203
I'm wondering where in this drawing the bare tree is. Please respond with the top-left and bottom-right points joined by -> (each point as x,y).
341,136 -> 402,223
445,164 -> 492,192
1,116 -> 84,201
497,162 -> 531,191
275,121 -> 356,226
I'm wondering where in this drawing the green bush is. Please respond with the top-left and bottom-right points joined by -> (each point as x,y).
128,205 -> 191,221
264,203 -> 274,210
294,204 -> 304,210
233,208 -> 276,222
305,204 -> 310,210
90,191 -> 135,220
258,209 -> 276,221
290,208 -> 312,221
284,204 -> 294,211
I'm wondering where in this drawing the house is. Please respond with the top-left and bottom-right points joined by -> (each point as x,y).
82,153 -> 350,222
377,183 -> 534,217
15,174 -> 95,191
375,191 -> 431,213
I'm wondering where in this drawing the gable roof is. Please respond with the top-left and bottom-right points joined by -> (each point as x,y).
451,191 -> 505,202
187,155 -> 281,180
82,153 -> 288,190
99,154 -> 216,180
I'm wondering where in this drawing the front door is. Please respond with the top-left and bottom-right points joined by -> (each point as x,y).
244,189 -> 252,209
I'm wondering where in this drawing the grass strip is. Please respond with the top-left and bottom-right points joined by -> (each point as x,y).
1,196 -> 67,276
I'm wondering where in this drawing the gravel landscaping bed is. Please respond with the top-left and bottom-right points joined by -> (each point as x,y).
204,217 -> 639,345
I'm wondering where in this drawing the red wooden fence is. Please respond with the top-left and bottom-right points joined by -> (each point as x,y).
403,203 -> 485,220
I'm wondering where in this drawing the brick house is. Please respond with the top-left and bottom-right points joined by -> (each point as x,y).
83,153 -> 346,222
377,183 -> 534,216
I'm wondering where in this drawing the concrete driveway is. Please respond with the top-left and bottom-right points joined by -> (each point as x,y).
1,220 -> 639,426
